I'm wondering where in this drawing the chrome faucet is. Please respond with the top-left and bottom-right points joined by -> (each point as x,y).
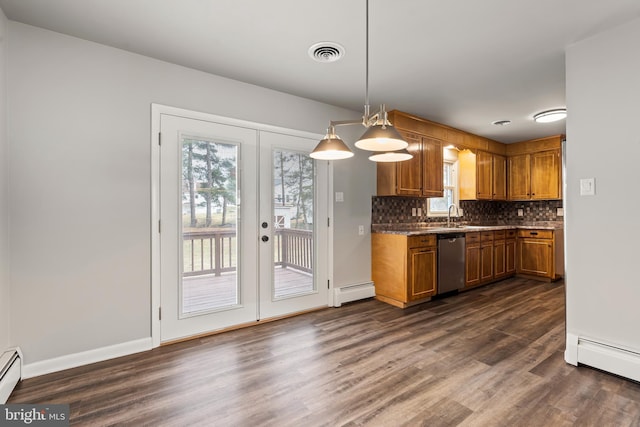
447,204 -> 459,228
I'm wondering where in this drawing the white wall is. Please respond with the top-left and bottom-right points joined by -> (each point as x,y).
565,18 -> 640,352
7,22 -> 374,365
0,7 -> 9,352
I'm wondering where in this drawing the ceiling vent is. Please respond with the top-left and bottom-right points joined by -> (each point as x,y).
308,42 -> 345,63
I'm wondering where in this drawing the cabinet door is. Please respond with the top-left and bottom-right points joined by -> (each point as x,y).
480,242 -> 494,282
465,243 -> 481,287
396,132 -> 423,196
508,154 -> 531,200
492,154 -> 507,200
493,239 -> 506,278
506,239 -> 516,274
531,149 -> 561,200
517,238 -> 553,277
422,137 -> 443,197
409,247 -> 437,300
476,150 -> 493,200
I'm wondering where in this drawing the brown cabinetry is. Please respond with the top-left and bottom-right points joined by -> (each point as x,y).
377,111 -> 444,198
466,229 -> 517,288
516,229 -> 563,280
459,150 -> 506,201
493,230 -> 506,279
465,232 -> 481,288
372,233 -> 437,308
507,135 -> 563,201
505,230 -> 517,275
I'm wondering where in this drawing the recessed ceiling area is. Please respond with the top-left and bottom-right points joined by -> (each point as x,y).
1,0 -> 638,143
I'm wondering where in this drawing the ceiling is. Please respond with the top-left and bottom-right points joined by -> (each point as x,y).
1,0 -> 639,143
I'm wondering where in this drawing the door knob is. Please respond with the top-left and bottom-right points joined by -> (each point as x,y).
261,235 -> 269,242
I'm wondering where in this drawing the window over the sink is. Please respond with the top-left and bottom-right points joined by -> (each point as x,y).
428,149 -> 459,216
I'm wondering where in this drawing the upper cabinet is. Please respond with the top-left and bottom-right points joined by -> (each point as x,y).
459,150 -> 507,201
506,135 -> 563,201
377,112 -> 444,197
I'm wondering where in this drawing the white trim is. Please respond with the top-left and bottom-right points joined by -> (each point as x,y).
22,338 -> 152,379
333,281 -> 375,307
564,332 -> 578,365
327,161 -> 335,307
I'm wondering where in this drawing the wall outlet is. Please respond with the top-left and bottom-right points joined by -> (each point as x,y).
358,225 -> 365,235
411,207 -> 417,216
458,208 -> 464,216
557,207 -> 564,217
417,207 -> 422,216
517,208 -> 524,217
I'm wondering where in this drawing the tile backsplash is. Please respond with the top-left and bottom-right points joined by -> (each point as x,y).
371,196 -> 564,225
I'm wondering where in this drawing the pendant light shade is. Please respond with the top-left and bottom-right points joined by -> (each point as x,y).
310,127 -> 354,160
355,123 -> 408,152
368,148 -> 413,162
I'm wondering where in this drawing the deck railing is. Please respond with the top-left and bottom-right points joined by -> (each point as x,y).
183,228 -> 312,276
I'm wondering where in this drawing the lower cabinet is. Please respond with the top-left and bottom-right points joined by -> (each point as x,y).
516,229 -> 563,280
372,233 -> 437,308
466,230 -> 516,288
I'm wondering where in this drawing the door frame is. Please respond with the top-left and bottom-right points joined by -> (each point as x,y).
151,104 -> 335,348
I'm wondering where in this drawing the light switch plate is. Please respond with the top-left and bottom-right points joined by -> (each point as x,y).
335,192 -> 344,202
557,207 -> 564,217
411,207 -> 417,216
417,207 -> 422,216
517,209 -> 524,217
358,225 -> 364,235
580,178 -> 595,196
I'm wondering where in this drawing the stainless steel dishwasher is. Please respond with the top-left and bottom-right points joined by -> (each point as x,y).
437,233 -> 466,294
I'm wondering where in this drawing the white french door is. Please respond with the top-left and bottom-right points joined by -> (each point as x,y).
155,108 -> 329,343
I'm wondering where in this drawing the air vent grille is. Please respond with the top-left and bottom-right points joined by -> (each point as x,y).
308,42 -> 345,63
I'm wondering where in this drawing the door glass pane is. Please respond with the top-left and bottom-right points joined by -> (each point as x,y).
181,137 -> 239,316
272,150 -> 314,299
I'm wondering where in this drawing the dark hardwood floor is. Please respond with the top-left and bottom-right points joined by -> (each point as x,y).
9,277 -> 640,426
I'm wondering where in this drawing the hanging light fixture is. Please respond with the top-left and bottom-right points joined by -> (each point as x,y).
310,0 -> 410,162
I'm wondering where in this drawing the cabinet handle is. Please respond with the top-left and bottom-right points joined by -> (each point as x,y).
530,232 -> 538,236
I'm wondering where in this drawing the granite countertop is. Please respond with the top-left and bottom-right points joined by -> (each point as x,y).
372,222 -> 564,236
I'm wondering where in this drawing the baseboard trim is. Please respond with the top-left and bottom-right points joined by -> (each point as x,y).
567,335 -> 640,382
22,338 -> 153,379
333,282 -> 375,307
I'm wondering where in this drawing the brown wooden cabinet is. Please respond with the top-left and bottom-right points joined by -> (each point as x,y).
372,233 -> 437,308
377,130 -> 443,198
506,230 -> 517,275
480,232 -> 494,282
493,230 -> 506,279
506,135 -> 563,201
516,229 -> 563,280
459,150 -> 506,201
465,232 -> 481,288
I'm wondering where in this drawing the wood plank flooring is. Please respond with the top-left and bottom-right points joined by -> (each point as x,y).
9,277 -> 640,426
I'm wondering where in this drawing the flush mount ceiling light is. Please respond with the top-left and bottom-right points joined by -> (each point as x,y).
310,0 -> 410,162
533,108 -> 567,123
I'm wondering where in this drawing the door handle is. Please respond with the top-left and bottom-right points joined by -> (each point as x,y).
261,235 -> 269,242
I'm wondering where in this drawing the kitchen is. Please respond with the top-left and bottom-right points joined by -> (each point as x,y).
368,110 -> 565,308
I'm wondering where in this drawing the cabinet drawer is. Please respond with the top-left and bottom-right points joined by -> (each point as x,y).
408,235 -> 436,248
481,231 -> 494,242
494,230 -> 506,240
466,232 -> 480,244
517,229 -> 553,239
506,229 -> 517,239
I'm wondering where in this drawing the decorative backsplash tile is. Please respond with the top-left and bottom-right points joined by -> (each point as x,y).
371,196 -> 564,225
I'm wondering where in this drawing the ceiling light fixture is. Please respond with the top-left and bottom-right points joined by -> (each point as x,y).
310,0 -> 410,162
533,108 -> 567,123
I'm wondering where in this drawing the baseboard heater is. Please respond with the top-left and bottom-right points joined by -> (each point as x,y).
0,348 -> 22,404
334,282 -> 375,307
566,334 -> 640,383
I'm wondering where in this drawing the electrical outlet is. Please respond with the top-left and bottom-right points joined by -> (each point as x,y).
517,208 -> 524,217
411,208 -> 417,216
458,208 -> 464,216
417,207 -> 422,216
358,225 -> 365,235
557,207 -> 564,217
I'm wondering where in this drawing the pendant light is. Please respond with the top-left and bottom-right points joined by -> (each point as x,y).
310,0 -> 410,162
